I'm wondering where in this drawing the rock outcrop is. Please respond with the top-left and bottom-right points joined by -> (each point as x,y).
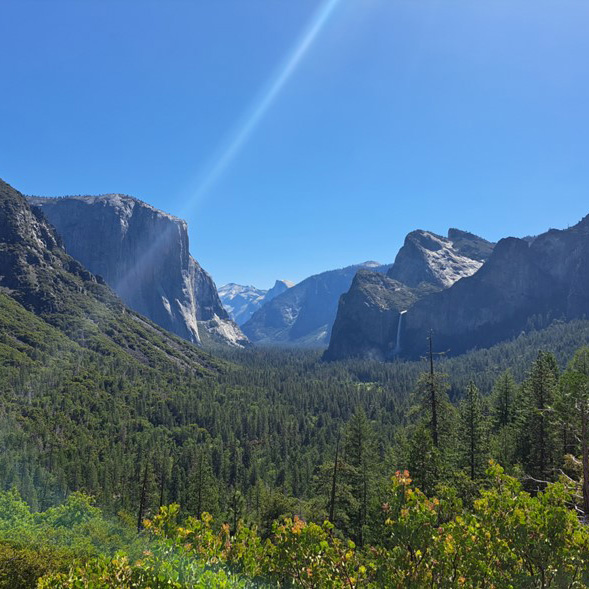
264,279 -> 295,304
242,262 -> 390,348
28,194 -> 247,347
0,182 -> 95,315
324,271 -> 435,361
400,216 -> 589,358
219,279 -> 294,326
0,178 -> 221,373
325,230 -> 494,360
387,229 -> 492,289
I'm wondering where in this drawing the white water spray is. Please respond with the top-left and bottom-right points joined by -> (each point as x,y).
393,310 -> 407,355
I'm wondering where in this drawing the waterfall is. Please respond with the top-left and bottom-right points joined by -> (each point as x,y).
393,310 -> 407,355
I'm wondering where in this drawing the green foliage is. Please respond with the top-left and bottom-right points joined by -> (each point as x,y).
517,351 -> 560,484
0,544 -> 67,589
0,490 -> 143,589
36,466 -> 589,588
3,254 -> 589,587
458,382 -> 489,481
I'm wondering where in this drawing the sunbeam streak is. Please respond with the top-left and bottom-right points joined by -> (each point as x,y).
116,0 -> 342,318
184,0 -> 342,211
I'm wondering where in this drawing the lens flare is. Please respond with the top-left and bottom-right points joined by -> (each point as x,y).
183,0 -> 342,211
116,0 -> 341,306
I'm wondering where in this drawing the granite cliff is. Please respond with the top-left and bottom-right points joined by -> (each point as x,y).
400,216 -> 589,358
327,219 -> 589,361
28,194 -> 247,347
387,228 -> 492,288
0,178 -> 220,373
325,229 -> 494,360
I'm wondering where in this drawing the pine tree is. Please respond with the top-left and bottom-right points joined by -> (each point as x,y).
189,447 -> 217,517
228,487 -> 244,535
459,382 -> 488,480
414,333 -> 453,451
517,351 -> 559,485
137,460 -> 150,532
328,434 -> 340,524
406,423 -> 440,495
491,370 -> 517,431
343,408 -> 378,546
411,335 -> 455,487
490,370 -> 518,469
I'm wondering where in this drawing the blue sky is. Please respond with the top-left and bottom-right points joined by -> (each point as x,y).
1,1 -> 588,289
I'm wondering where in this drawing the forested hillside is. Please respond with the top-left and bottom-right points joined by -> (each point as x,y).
2,293 -> 589,585
3,176 -> 589,585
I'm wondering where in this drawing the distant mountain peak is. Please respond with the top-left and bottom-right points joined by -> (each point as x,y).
242,262 -> 391,348
326,227 -> 494,361
360,260 -> 382,268
219,279 -> 294,325
274,279 -> 295,288
219,283 -> 267,325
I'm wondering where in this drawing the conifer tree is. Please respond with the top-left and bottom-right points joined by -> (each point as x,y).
343,408 -> 377,546
137,461 -> 150,532
406,424 -> 440,495
414,333 -> 453,451
517,351 -> 559,485
491,370 -> 517,431
411,335 -> 455,488
328,434 -> 340,524
490,370 -> 518,468
459,382 -> 488,480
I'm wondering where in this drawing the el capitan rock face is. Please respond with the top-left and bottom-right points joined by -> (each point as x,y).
28,194 -> 247,347
0,177 -> 220,374
325,229 -> 495,360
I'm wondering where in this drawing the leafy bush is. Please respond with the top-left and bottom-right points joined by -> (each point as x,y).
36,466 -> 589,588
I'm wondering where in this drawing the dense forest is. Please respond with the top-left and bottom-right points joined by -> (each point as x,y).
2,295 -> 589,586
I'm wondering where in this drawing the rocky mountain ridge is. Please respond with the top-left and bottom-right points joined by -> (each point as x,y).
327,218 -> 589,361
219,279 -> 294,325
325,229 -> 495,360
400,215 -> 589,358
0,178 -> 220,373
387,228 -> 493,289
242,262 -> 391,348
28,194 -> 247,348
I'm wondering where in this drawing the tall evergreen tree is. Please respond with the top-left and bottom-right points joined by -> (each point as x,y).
517,351 -> 559,485
411,337 -> 455,489
490,370 -> 518,468
406,424 -> 440,495
414,334 -> 454,452
459,382 -> 488,480
343,408 -> 377,546
491,370 -> 517,431
328,434 -> 340,524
